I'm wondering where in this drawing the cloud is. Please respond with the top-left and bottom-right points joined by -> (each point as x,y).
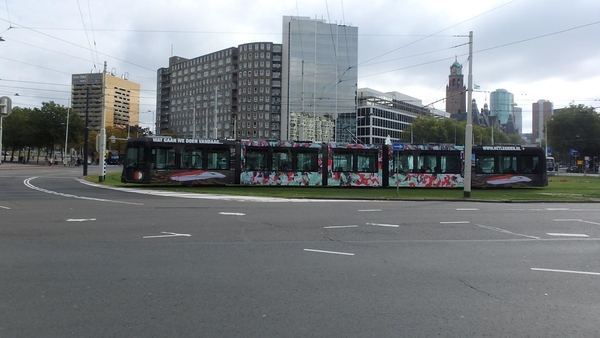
1,0 -> 598,134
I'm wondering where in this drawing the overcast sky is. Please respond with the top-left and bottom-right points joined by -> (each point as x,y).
1,0 -> 599,133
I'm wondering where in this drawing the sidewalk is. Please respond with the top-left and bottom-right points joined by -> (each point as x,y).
0,161 -> 79,170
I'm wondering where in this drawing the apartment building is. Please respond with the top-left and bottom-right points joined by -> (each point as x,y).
71,72 -> 140,131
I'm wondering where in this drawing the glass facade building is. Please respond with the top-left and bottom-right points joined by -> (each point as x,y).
490,89 -> 514,125
282,16 -> 358,142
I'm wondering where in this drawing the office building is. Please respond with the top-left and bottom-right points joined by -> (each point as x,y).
157,43 -> 283,139
71,72 -> 140,131
512,104 -> 522,134
282,16 -> 358,142
532,99 -> 553,143
354,88 -> 442,144
490,89 -> 514,125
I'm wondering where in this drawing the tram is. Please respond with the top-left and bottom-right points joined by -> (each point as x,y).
121,137 -> 547,188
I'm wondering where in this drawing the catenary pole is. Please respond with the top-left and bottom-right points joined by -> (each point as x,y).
464,31 -> 474,198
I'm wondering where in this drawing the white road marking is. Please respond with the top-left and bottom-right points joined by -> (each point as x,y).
143,232 -> 191,239
531,268 -> 600,276
67,218 -> 97,222
546,233 -> 589,238
24,177 -> 143,205
219,212 -> 246,216
304,249 -> 355,256
546,208 -> 570,211
456,208 -> 478,211
0,205 -> 10,209
554,219 -> 600,225
475,224 -> 540,239
367,222 -> 399,228
324,225 -> 358,229
358,209 -> 381,212
440,221 -> 470,224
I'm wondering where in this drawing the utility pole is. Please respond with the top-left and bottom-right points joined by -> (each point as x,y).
98,61 -> 107,182
214,86 -> 218,139
83,87 -> 89,175
63,100 -> 70,165
192,104 -> 196,139
464,31 -> 474,198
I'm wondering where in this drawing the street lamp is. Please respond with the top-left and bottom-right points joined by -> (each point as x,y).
63,102 -> 71,165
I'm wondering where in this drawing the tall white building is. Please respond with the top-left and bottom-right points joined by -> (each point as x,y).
282,16 -> 358,142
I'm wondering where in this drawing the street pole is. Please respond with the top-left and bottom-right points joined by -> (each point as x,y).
192,104 -> 196,139
463,31 -> 474,198
0,115 -> 3,165
64,101 -> 70,165
99,61 -> 107,182
83,87 -> 89,176
0,96 -> 12,165
214,87 -> 218,139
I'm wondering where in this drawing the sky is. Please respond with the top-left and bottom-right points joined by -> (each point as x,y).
0,0 -> 599,134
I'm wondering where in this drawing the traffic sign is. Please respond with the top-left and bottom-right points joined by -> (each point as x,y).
392,143 -> 404,151
0,96 -> 12,116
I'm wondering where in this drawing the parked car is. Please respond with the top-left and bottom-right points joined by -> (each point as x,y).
567,166 -> 579,173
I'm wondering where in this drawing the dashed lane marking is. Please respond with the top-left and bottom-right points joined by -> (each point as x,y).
304,249 -> 355,256
546,233 -> 589,238
531,268 -> 600,276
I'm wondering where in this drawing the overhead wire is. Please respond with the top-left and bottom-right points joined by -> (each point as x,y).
76,0 -> 96,71
86,0 -> 100,69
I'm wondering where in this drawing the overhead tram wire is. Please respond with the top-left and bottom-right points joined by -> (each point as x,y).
86,0 -> 101,69
76,0 -> 98,71
357,0 -> 518,67
473,20 -> 600,55
0,18 -> 156,73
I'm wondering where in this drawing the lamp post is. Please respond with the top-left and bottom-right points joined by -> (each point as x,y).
0,96 -> 13,165
463,31 -> 474,198
98,61 -> 107,182
63,102 -> 70,165
192,105 -> 196,139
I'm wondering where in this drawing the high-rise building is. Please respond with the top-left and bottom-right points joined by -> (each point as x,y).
446,59 -> 466,116
282,16 -> 358,142
71,72 -> 140,132
512,104 -> 522,135
157,43 -> 283,139
156,16 -> 357,142
489,89 -> 514,125
532,99 -> 553,142
354,88 -> 438,144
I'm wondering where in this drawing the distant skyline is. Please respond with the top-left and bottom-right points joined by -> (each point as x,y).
1,0 -> 599,134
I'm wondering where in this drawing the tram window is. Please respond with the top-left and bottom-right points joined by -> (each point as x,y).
153,148 -> 176,170
333,152 -> 353,172
125,147 -> 143,169
417,154 -> 437,173
357,151 -> 377,172
245,149 -> 268,171
207,149 -> 230,170
393,153 -> 413,174
500,155 -> 517,173
476,155 -> 495,174
441,154 -> 461,174
272,149 -> 292,171
182,148 -> 203,169
297,150 -> 318,172
522,155 -> 541,174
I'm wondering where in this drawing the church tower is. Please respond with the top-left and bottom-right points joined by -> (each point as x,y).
445,58 -> 466,117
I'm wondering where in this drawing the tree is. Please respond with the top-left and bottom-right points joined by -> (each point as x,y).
2,107 -> 32,161
548,104 -> 600,163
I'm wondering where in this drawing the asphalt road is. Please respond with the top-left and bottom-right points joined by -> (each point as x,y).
2,164 -> 600,337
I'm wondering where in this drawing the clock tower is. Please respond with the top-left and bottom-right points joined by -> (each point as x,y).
445,58 -> 466,117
